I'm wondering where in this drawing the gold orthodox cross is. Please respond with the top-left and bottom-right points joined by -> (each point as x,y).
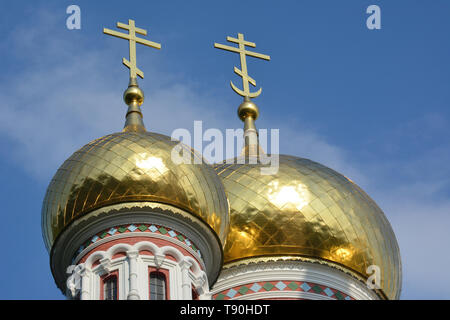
103,19 -> 161,79
214,33 -> 270,99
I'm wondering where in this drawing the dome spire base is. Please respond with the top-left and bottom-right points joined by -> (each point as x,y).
238,98 -> 265,158
123,77 -> 146,133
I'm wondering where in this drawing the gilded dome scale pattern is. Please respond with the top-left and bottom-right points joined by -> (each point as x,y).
42,131 -> 229,250
214,155 -> 402,300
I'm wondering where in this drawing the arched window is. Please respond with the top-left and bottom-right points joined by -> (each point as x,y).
149,272 -> 166,300
103,275 -> 118,300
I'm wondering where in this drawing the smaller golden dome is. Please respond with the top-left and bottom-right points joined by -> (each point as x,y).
214,155 -> 402,300
42,131 -> 229,250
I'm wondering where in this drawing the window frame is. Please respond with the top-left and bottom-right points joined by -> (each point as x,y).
100,271 -> 119,300
148,267 -> 169,300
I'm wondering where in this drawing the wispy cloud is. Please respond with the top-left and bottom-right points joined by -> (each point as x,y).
0,9 -> 235,180
382,193 -> 450,298
362,113 -> 450,299
0,8 -> 368,184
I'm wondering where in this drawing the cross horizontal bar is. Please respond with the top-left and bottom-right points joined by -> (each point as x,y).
103,28 -> 161,49
103,28 -> 131,41
117,22 -> 147,36
234,67 -> 256,86
214,42 -> 240,53
123,58 -> 144,78
134,37 -> 161,49
214,43 -> 270,61
226,36 -> 256,48
244,50 -> 270,61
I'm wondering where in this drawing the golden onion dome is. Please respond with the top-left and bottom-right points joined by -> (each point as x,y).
214,155 -> 402,300
42,130 -> 230,250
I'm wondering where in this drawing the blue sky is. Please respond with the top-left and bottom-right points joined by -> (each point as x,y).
0,0 -> 449,299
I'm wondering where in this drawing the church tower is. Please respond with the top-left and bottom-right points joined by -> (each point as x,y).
41,23 -> 401,300
210,33 -> 402,300
41,20 -> 229,300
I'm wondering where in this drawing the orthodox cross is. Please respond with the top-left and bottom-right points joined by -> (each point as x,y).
103,19 -> 161,79
214,33 -> 270,99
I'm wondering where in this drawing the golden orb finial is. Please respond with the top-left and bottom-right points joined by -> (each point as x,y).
237,98 -> 259,122
123,77 -> 146,132
123,77 -> 144,105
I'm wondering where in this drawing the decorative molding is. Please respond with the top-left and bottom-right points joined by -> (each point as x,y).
225,256 -> 361,281
99,258 -> 111,273
212,260 -> 380,300
231,291 -> 333,300
83,240 -> 203,274
222,256 -> 385,299
213,280 -> 353,300
126,250 -> 139,259
74,223 -> 202,262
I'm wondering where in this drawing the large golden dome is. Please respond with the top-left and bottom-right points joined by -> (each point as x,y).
214,155 -> 402,300
42,131 -> 229,250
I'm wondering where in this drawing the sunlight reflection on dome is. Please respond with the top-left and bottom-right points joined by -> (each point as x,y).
267,180 -> 309,210
135,154 -> 168,174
